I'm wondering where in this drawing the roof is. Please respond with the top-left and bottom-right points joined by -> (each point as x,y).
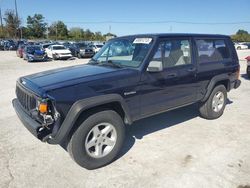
116,33 -> 230,39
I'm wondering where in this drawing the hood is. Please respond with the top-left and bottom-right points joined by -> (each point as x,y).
21,64 -> 125,95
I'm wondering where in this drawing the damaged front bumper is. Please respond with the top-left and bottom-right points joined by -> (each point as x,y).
12,98 -> 53,141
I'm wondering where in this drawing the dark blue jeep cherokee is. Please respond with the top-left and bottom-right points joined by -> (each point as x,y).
13,33 -> 241,169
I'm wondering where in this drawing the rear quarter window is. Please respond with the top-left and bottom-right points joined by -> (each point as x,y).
195,39 -> 231,64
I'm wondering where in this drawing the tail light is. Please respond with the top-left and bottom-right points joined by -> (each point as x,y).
245,56 -> 250,61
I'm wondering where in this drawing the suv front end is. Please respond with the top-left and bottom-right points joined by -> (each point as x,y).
12,79 -> 60,141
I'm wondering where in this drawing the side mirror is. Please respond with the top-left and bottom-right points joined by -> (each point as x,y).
147,61 -> 163,72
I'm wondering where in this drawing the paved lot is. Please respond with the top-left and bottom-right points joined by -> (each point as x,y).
0,50 -> 250,188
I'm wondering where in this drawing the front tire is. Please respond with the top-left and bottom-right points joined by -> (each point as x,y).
199,85 -> 227,120
67,110 -> 125,170
77,52 -> 82,59
52,54 -> 57,60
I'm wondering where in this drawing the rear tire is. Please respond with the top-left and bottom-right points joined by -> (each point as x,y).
247,67 -> 250,78
199,85 -> 227,120
77,53 -> 82,59
67,110 -> 125,170
52,54 -> 57,60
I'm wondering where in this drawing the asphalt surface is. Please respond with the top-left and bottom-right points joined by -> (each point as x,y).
0,50 -> 250,188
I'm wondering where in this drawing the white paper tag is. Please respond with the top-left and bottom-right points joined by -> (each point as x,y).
133,38 -> 152,44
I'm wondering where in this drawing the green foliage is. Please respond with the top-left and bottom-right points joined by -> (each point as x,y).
48,21 -> 68,40
231,29 -> 250,42
26,14 -> 47,38
236,29 -> 248,35
1,9 -> 113,41
69,27 -> 84,40
3,9 -> 21,38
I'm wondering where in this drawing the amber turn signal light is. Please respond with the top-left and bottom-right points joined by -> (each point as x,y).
39,103 -> 48,114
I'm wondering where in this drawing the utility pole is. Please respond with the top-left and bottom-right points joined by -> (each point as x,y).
0,7 -> 3,30
14,0 -> 19,39
14,0 -> 18,19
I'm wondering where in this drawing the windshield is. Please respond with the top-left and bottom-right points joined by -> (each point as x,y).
91,37 -> 153,68
76,43 -> 87,48
27,46 -> 42,53
53,46 -> 66,50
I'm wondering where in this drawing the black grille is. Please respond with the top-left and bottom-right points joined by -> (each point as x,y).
16,84 -> 36,111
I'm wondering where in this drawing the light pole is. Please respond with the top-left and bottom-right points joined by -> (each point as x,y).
14,0 -> 20,39
0,7 -> 3,30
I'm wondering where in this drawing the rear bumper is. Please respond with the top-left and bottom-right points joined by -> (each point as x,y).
79,51 -> 94,57
57,54 -> 72,59
12,98 -> 43,139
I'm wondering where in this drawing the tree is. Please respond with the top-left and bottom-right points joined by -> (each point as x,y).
84,29 -> 95,40
94,31 -> 105,41
3,9 -> 20,38
26,14 -> 47,38
231,29 -> 250,42
236,29 -> 248,35
69,27 -> 84,40
48,21 -> 68,40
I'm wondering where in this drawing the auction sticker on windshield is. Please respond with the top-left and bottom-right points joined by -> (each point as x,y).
133,38 -> 152,44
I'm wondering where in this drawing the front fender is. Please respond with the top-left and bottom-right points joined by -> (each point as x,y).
47,94 -> 131,144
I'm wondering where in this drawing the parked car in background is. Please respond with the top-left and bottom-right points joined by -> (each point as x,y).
16,45 -> 25,58
46,45 -> 72,60
41,43 -> 56,51
246,56 -> 250,78
23,45 -> 47,62
88,44 -> 104,53
241,42 -> 250,49
4,40 -> 17,50
0,40 -> 4,50
68,42 -> 94,58
234,43 -> 248,50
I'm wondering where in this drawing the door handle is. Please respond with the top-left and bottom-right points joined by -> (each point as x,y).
187,67 -> 196,72
166,73 -> 177,78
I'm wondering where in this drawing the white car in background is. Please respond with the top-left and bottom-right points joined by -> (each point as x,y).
234,43 -> 248,50
46,45 -> 72,60
88,44 -> 104,53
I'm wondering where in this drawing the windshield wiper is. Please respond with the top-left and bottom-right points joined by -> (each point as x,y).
88,58 -> 100,65
89,59 -> 122,68
102,60 -> 122,68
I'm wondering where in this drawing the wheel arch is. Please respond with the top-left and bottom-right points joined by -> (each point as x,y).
201,74 -> 230,102
47,94 -> 132,145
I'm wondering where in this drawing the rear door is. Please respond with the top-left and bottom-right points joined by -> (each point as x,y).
140,37 -> 198,117
194,38 -> 233,100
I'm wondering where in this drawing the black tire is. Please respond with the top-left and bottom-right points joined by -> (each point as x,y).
52,54 -> 57,60
237,46 -> 241,50
199,85 -> 227,120
247,67 -> 250,78
67,110 -> 125,170
77,52 -> 82,59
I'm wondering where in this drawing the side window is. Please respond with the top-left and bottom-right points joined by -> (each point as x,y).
152,39 -> 192,68
196,39 -> 231,64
